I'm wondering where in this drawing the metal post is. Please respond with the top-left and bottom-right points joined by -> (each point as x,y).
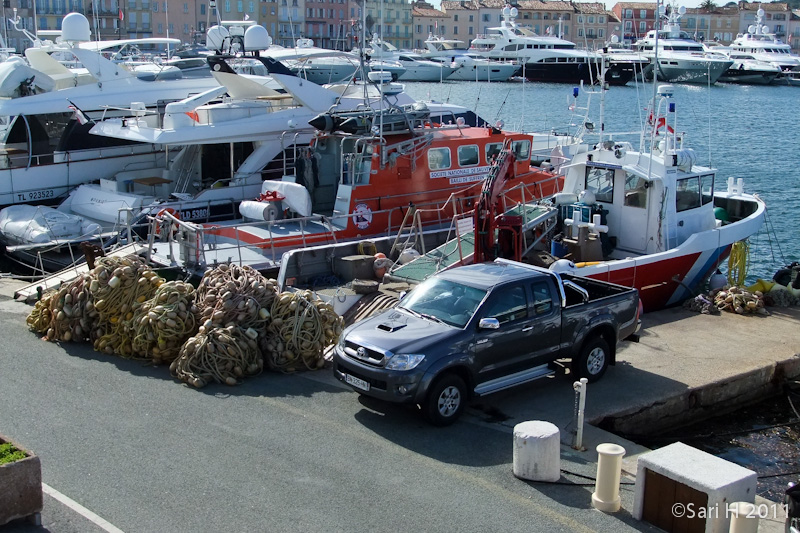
572,377 -> 588,450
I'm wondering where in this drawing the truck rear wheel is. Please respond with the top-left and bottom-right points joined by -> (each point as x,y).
423,374 -> 466,426
573,336 -> 610,383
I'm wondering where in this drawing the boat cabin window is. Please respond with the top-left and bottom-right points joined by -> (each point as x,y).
427,147 -> 451,170
485,142 -> 503,163
624,173 -> 648,209
512,140 -> 530,160
701,174 -> 714,205
676,176 -> 701,212
585,167 -> 614,204
458,145 -> 479,167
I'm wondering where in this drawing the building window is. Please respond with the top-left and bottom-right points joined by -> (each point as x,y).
483,14 -> 489,21
468,26 -> 472,34
640,9 -> 646,19
624,9 -> 632,18
153,2 -> 158,10
453,25 -> 458,34
237,0 -> 243,11
183,2 -> 188,12
200,3 -> 205,14
578,28 -> 584,37
468,14 -> 472,21
249,1 -> 254,12
158,22 -> 163,32
588,15 -> 594,23
577,15 -> 583,23
639,21 -> 645,32
453,14 -> 458,21
225,0 -> 230,11
599,15 -> 604,23
598,28 -> 604,37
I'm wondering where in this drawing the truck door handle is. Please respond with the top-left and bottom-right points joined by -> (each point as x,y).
522,326 -> 533,332
476,339 -> 488,345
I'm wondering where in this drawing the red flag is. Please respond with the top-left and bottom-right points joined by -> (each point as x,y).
119,8 -> 124,21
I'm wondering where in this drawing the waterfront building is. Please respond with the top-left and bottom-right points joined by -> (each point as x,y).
573,1 -> 617,50
611,1 -> 656,45
411,0 -> 447,49
515,0 -> 573,40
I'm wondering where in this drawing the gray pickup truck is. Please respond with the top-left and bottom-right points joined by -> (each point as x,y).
333,259 -> 641,425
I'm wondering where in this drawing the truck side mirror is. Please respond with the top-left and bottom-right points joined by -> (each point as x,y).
478,317 -> 500,330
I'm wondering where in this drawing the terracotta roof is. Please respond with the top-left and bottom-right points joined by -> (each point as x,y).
738,2 -> 789,12
441,0 -> 480,11
611,2 -> 657,10
479,0 -> 511,8
412,6 -> 448,17
516,0 -> 573,10
572,2 -> 609,14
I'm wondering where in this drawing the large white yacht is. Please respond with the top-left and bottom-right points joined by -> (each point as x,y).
729,8 -> 800,77
632,5 -> 732,84
468,6 -> 637,85
0,13 -> 232,210
703,42 -> 782,85
418,35 -> 518,81
367,37 -> 457,82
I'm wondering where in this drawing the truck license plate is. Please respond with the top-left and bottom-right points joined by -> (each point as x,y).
345,373 -> 370,392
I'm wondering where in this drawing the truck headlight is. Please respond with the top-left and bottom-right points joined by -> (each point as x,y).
385,354 -> 425,370
336,334 -> 346,351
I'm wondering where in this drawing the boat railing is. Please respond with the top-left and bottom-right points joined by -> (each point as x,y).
280,131 -> 306,177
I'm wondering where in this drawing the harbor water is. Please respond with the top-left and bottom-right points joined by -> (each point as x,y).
403,80 -> 800,283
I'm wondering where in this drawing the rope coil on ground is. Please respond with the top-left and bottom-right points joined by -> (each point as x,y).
260,290 -> 343,372
90,256 -> 165,358
131,281 -> 199,364
170,324 -> 263,388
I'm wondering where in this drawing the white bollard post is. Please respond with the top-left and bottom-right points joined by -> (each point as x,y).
728,502 -> 759,533
592,443 -> 626,512
512,421 -> 561,482
572,378 -> 588,450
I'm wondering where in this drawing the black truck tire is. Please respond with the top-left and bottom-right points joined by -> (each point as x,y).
573,336 -> 610,383
423,374 -> 466,426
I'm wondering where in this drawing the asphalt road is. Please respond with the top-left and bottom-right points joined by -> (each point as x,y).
0,292 -> 661,533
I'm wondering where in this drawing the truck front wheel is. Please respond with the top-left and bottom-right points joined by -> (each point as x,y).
423,374 -> 466,426
573,336 -> 610,383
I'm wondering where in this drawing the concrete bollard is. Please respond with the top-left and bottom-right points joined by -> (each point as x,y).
592,443 -> 626,512
728,502 -> 759,533
512,421 -> 560,482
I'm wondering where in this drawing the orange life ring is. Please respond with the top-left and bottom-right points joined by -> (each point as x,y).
156,207 -> 180,233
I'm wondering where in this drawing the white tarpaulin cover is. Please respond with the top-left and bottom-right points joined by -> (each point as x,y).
0,204 -> 101,244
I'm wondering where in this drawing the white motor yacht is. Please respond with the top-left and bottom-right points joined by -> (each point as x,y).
632,5 -> 732,84
367,37 -> 457,82
703,43 -> 782,85
468,6 -> 636,85
419,35 -> 517,81
0,13 -> 232,210
729,7 -> 800,79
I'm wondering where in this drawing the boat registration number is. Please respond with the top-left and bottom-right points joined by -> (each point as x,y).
344,373 -> 370,392
178,208 -> 209,220
17,189 -> 55,202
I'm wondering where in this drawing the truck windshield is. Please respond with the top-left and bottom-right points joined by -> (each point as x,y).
398,278 -> 487,328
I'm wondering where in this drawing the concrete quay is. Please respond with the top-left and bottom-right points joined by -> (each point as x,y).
0,275 -> 797,532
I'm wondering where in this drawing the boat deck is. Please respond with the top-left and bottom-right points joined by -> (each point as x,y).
387,203 -> 555,284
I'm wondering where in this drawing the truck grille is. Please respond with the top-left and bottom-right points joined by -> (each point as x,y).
343,341 -> 386,367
